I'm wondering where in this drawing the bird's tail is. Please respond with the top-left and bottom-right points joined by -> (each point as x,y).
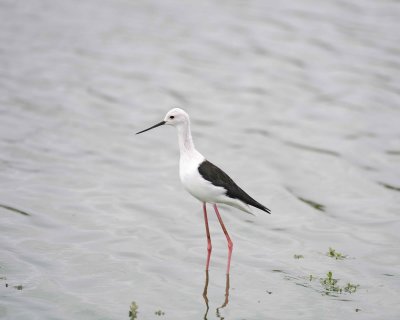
249,200 -> 271,214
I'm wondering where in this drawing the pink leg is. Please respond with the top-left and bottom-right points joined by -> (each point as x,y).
213,204 -> 233,274
203,202 -> 212,271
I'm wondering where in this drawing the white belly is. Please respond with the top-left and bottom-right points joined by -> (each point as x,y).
179,155 -> 225,203
178,152 -> 253,213
181,168 -> 225,203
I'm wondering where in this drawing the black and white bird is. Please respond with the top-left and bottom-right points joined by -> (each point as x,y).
136,108 -> 270,274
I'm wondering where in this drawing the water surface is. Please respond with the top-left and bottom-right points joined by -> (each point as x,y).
1,0 -> 400,319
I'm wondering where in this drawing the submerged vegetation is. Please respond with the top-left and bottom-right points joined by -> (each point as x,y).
129,301 -> 138,320
290,248 -> 358,296
327,247 -> 347,260
154,310 -> 165,316
320,271 -> 341,293
0,204 -> 30,216
128,302 -> 165,318
284,187 -> 326,212
313,271 -> 359,295
297,197 -> 325,212
343,282 -> 359,293
379,182 -> 400,192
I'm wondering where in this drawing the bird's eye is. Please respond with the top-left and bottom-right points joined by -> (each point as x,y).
169,116 -> 174,119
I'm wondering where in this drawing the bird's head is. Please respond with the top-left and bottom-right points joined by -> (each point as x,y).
136,108 -> 189,134
163,108 -> 189,127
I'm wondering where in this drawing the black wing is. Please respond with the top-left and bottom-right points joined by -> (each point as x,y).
198,160 -> 271,214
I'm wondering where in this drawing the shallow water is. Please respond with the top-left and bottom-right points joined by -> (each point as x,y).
1,0 -> 400,319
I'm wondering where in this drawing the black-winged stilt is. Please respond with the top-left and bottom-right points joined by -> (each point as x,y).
136,108 -> 271,274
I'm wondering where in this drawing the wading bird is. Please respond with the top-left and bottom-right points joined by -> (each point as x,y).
136,108 -> 270,274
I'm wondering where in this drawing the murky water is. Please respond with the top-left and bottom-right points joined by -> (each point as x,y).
1,0 -> 400,319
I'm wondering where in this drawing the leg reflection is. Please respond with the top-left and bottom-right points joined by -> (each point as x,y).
202,270 -> 210,320
216,273 -> 230,318
202,271 -> 231,320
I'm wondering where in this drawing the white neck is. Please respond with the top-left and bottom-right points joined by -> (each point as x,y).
177,120 -> 195,157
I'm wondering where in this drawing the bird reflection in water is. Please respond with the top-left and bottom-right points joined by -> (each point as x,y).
202,271 -> 230,319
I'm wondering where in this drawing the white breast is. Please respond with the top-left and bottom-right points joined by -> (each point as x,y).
179,151 -> 225,203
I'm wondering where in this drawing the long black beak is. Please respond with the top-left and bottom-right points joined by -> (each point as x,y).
136,120 -> 166,135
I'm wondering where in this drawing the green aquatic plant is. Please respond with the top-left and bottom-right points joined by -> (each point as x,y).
0,204 -> 30,216
320,271 -> 359,295
294,254 -> 304,259
154,310 -> 165,316
327,247 -> 347,260
320,271 -> 342,293
129,301 -> 138,320
297,197 -> 325,211
379,182 -> 400,192
344,282 -> 359,293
